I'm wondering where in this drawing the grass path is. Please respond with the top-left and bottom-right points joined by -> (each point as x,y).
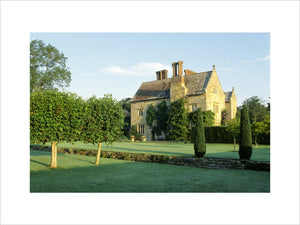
30,150 -> 270,192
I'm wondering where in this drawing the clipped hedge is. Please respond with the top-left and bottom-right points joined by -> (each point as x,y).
199,126 -> 269,145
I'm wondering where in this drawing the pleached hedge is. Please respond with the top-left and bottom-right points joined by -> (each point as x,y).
203,126 -> 270,145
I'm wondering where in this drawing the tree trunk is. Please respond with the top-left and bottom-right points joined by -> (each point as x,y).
95,142 -> 102,165
50,141 -> 57,168
255,136 -> 258,148
233,137 -> 237,151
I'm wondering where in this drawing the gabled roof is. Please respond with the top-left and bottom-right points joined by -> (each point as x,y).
224,91 -> 233,102
185,71 -> 212,96
131,70 -> 213,102
131,78 -> 171,102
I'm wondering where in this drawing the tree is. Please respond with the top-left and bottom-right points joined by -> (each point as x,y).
146,104 -> 156,138
239,104 -> 252,160
82,95 -> 124,165
243,96 -> 268,123
188,110 -> 215,127
168,99 -> 189,141
30,90 -> 84,168
226,118 -> 240,151
221,109 -> 230,126
119,98 -> 132,137
30,39 -> 71,93
155,100 -> 170,135
194,109 -> 206,157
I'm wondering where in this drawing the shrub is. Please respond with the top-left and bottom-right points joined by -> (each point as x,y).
194,109 -> 206,157
239,104 -> 252,160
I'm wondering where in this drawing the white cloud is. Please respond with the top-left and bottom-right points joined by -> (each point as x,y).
101,62 -> 172,77
257,54 -> 270,61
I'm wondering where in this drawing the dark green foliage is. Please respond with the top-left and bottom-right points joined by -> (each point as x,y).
30,39 -> 71,93
146,104 -> 156,127
168,99 -> 189,141
239,104 -> 252,160
82,95 -> 125,145
155,100 -> 170,135
243,96 -> 269,123
221,109 -> 230,126
188,110 -> 215,127
119,98 -> 131,137
194,109 -> 206,157
204,126 -> 235,143
30,90 -> 84,144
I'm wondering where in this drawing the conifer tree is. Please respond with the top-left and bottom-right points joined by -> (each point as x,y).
239,104 -> 252,160
194,108 -> 206,157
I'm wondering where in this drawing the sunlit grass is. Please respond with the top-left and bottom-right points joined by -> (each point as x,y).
30,150 -> 270,192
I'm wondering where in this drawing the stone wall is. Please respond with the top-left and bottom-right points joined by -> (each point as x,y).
205,70 -> 226,125
30,145 -> 270,172
131,98 -> 170,140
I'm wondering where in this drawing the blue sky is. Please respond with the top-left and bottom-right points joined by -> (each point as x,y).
30,33 -> 270,106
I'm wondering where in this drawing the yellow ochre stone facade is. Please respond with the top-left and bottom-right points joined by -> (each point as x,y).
131,61 -> 237,140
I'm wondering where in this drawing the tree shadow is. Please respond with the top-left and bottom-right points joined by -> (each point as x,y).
30,159 -> 49,167
60,154 -> 95,164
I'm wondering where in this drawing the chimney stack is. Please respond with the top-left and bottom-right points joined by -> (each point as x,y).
172,61 -> 183,77
156,70 -> 168,80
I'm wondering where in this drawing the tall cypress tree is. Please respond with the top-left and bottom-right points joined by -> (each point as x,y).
239,104 -> 252,160
194,108 -> 206,157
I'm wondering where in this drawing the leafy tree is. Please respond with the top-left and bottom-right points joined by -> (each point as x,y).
194,109 -> 206,157
82,95 -> 124,165
30,90 -> 84,168
226,118 -> 240,151
155,100 -> 170,135
221,109 -> 230,126
168,99 -> 189,141
252,115 -> 270,147
239,104 -> 252,160
188,110 -> 215,127
30,39 -> 71,93
146,104 -> 156,127
243,96 -> 268,123
146,104 -> 156,138
119,98 -> 131,137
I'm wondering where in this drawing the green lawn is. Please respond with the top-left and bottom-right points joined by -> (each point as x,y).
30,150 -> 270,192
37,141 -> 270,161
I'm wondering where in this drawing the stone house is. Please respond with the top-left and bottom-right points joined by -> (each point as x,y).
130,61 -> 237,140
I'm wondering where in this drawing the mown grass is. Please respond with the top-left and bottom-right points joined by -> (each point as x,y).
36,141 -> 270,161
30,150 -> 270,192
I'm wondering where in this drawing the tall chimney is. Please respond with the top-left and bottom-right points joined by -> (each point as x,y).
161,70 -> 168,79
172,63 -> 177,77
156,71 -> 162,80
172,61 -> 183,77
178,61 -> 183,76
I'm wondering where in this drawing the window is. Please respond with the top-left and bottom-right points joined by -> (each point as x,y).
189,103 -> 197,112
137,125 -> 145,134
138,109 -> 143,116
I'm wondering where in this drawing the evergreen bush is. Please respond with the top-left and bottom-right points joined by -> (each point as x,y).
239,104 -> 252,160
194,109 -> 206,157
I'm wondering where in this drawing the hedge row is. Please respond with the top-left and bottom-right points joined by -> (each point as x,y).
204,126 -> 270,145
30,145 -> 270,171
